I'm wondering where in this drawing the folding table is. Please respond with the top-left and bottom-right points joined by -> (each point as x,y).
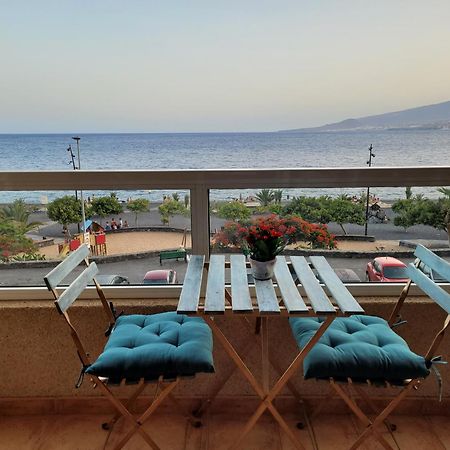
177,254 -> 364,449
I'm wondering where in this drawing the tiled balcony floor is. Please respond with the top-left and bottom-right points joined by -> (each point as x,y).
0,412 -> 449,450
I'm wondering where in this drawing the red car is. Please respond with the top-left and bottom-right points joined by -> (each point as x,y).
143,269 -> 177,285
366,257 -> 409,282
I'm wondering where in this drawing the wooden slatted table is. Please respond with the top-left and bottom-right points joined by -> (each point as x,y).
177,254 -> 364,450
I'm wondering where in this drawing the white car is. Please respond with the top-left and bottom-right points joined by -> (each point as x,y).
415,259 -> 446,283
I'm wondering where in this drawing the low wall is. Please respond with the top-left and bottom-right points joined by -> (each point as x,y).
1,296 -> 449,415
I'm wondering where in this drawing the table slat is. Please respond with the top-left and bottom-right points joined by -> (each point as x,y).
230,255 -> 253,313
310,256 -> 364,314
274,256 -> 308,314
204,255 -> 225,314
255,279 -> 280,314
177,255 -> 204,314
291,256 -> 335,314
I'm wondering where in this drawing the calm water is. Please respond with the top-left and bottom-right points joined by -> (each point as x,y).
1,130 -> 449,203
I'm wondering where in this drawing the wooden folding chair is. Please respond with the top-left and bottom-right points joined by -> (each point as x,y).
290,244 -> 450,450
44,244 -> 215,450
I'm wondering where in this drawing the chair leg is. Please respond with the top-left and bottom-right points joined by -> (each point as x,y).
92,375 -> 180,450
167,392 -> 202,427
330,378 -> 421,450
352,384 -> 398,433
101,379 -> 148,430
330,381 -> 393,450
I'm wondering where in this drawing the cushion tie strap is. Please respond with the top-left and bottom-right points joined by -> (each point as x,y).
75,364 -> 90,389
391,316 -> 408,328
430,356 -> 448,402
75,350 -> 90,388
105,301 -> 124,336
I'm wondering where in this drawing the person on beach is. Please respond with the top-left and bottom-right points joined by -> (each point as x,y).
111,218 -> 117,230
124,220 -> 128,228
119,218 -> 123,229
105,221 -> 111,231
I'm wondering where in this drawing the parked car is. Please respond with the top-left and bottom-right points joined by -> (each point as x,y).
143,269 -> 177,285
366,257 -> 409,282
415,259 -> 447,283
288,265 -> 361,284
95,274 -> 130,285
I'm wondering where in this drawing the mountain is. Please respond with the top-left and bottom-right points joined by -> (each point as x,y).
280,100 -> 450,132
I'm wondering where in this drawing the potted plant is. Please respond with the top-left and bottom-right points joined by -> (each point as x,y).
237,215 -> 297,280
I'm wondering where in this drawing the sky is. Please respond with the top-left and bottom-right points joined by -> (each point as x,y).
1,1 -> 450,133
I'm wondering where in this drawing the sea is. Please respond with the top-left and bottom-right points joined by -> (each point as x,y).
1,130 -> 449,204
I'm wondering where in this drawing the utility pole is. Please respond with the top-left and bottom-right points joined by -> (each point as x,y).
67,145 -> 80,233
364,144 -> 375,236
72,136 -> 86,237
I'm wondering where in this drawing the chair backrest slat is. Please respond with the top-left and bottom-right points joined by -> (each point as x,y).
44,244 -> 90,290
414,244 -> 450,283
55,262 -> 99,313
407,263 -> 450,314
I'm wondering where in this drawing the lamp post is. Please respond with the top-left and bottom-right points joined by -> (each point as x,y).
72,136 -> 86,236
67,145 -> 80,233
364,144 -> 375,236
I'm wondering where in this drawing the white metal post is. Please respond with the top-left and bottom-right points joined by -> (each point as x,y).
190,185 -> 210,258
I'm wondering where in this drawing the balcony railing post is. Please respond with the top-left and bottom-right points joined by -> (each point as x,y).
190,185 -> 210,258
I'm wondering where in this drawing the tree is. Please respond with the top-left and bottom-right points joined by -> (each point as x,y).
282,195 -> 365,233
392,189 -> 450,244
282,196 -> 332,224
0,199 -> 41,232
216,200 -> 251,222
327,195 -> 365,235
273,189 -> 283,203
0,220 -> 37,261
158,199 -> 187,226
90,195 -> 123,221
255,189 -> 275,206
127,198 -> 150,226
47,196 -> 82,234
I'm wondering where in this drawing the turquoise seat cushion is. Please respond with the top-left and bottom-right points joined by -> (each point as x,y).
289,315 -> 429,382
86,312 -> 214,382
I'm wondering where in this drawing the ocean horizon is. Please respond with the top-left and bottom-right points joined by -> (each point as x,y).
1,130 -> 449,204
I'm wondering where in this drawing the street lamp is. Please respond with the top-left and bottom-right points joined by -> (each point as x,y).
364,144 -> 375,236
72,136 -> 86,236
67,145 -> 80,233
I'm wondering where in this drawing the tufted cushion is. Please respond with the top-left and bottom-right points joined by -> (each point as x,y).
86,312 -> 214,382
289,315 -> 429,382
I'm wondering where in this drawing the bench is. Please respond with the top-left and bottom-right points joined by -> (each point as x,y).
160,248 -> 187,265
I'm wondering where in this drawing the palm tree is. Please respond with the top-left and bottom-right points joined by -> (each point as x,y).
255,189 -> 275,207
273,189 -> 283,203
0,199 -> 41,232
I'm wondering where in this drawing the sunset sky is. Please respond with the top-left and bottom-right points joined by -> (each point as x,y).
1,1 -> 450,132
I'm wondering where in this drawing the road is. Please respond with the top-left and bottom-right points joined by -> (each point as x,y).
0,254 -> 426,287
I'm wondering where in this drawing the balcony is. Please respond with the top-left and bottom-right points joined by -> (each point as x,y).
1,166 -> 450,448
